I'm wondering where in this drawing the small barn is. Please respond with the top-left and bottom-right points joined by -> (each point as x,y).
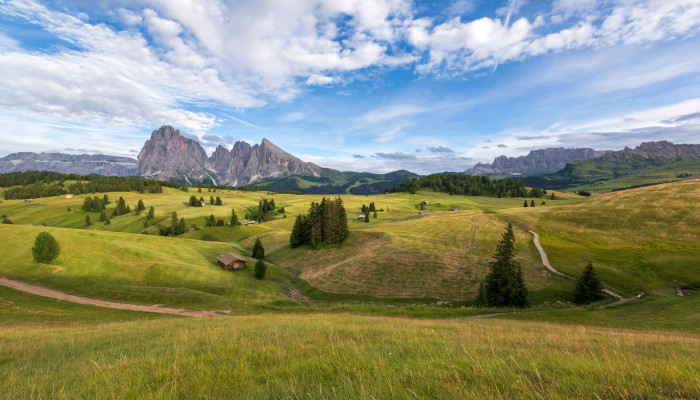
216,253 -> 248,270
65,194 -> 74,199
358,214 -> 366,221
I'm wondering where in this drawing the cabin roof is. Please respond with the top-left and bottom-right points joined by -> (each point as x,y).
216,252 -> 248,265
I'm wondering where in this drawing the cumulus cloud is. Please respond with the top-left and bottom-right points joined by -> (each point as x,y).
202,134 -> 223,142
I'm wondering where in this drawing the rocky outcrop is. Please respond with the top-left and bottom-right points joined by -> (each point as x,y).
136,125 -> 212,184
465,148 -> 609,175
602,141 -> 700,161
0,152 -> 137,176
135,125 -> 322,185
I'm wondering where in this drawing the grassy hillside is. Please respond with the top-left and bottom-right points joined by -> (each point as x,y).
502,179 -> 700,293
1,314 -> 697,399
0,224 -> 292,310
256,169 -> 418,195
520,157 -> 700,191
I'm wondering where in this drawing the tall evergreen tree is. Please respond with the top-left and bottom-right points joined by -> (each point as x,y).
252,238 -> 265,259
209,196 -> 214,205
523,200 -> 528,207
189,195 -> 198,206
147,206 -> 155,220
254,260 -> 267,279
530,199 -> 536,207
137,199 -> 146,211
230,209 -> 239,226
484,224 -> 529,308
32,232 -> 60,263
85,215 -> 91,226
476,281 -> 488,307
170,212 -> 178,235
215,196 -> 222,206
178,218 -> 188,235
99,211 -> 107,222
103,194 -> 110,205
573,262 -> 605,304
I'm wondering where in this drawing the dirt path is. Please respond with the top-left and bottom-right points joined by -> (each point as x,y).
0,277 -> 221,318
528,230 -> 572,279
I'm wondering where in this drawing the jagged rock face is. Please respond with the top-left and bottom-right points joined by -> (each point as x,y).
0,152 -> 137,176
219,138 -> 322,186
465,148 -> 609,175
136,126 -> 212,183
604,141 -> 700,161
134,125 -> 322,185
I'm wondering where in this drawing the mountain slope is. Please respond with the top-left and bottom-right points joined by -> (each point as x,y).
0,152 -> 137,176
465,147 -> 609,175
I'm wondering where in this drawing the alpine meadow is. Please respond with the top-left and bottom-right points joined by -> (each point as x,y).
1,0 -> 700,399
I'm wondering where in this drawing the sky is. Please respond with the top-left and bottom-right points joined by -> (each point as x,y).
1,0 -> 700,174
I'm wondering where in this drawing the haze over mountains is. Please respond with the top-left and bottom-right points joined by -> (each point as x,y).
1,125 -> 699,185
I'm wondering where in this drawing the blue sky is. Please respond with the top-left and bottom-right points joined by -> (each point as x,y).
1,0 -> 700,173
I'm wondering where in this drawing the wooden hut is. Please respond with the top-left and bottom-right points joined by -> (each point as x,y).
216,253 -> 248,270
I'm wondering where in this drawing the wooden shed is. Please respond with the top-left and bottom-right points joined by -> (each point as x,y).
216,253 -> 248,270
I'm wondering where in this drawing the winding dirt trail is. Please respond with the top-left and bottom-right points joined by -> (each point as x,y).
0,277 -> 221,318
527,230 -> 572,279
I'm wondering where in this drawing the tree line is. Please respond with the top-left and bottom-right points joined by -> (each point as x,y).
290,197 -> 349,247
390,173 -> 547,198
1,171 -> 188,199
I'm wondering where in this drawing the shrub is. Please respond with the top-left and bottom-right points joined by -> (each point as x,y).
32,232 -> 60,263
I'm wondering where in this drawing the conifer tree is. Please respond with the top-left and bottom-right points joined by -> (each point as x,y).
103,194 -> 110,205
137,199 -> 146,211
99,211 -> 106,222
147,206 -> 155,220
230,209 -> 239,226
105,219 -> 111,225
523,200 -> 528,207
178,218 -> 188,235
85,215 -> 91,226
67,206 -> 71,212
215,196 -> 222,206
170,212 -> 178,235
573,262 -> 605,304
210,196 -> 214,205
198,187 -> 202,193
189,196 -> 197,206
254,259 -> 266,279
530,199 -> 535,207
550,192 -> 556,200
476,281 -> 487,307
484,224 -> 529,307
252,238 -> 265,259
32,232 -> 60,263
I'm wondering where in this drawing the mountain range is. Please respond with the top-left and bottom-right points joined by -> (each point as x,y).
1,124 -> 699,192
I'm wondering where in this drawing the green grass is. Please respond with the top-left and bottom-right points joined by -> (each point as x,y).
0,224 -> 292,311
0,314 -> 698,399
501,179 -> 700,294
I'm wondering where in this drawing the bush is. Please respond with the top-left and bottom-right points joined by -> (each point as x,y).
32,232 -> 60,263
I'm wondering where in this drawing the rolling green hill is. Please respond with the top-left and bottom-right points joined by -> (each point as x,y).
255,168 -> 419,194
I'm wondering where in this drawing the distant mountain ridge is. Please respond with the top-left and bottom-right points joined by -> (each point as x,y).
136,125 -> 322,185
465,147 -> 610,175
0,152 -> 137,176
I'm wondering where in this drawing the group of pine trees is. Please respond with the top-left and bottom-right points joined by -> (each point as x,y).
391,173 -> 548,198
0,171 -> 187,200
81,195 -> 110,212
360,202 -> 378,221
290,197 -> 349,247
476,224 -> 606,308
158,211 -> 189,236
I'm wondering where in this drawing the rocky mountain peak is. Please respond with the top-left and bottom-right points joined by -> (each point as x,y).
465,147 -> 609,175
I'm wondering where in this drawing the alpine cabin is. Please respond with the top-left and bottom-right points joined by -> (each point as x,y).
216,253 -> 248,270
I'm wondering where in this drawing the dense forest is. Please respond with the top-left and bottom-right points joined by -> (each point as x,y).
390,174 -> 546,198
1,171 -> 185,199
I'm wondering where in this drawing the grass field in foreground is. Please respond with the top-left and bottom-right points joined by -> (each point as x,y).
0,313 -> 697,399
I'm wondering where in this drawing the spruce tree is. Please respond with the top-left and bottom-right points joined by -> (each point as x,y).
67,207 -> 71,212
573,262 -> 605,304
178,218 -> 188,235
137,199 -> 146,211
103,194 -> 110,205
252,238 -> 265,259
484,224 -> 529,307
32,232 -> 60,263
254,259 -> 267,279
215,196 -> 222,206
170,212 -> 178,235
147,206 -> 155,220
530,199 -> 535,207
198,188 -> 202,193
550,192 -> 556,200
189,196 -> 197,206
99,211 -> 107,222
290,215 -> 306,247
210,196 -> 214,205
85,215 -> 91,226
476,281 -> 487,307
230,209 -> 239,226
523,200 -> 528,207
373,211 -> 377,219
